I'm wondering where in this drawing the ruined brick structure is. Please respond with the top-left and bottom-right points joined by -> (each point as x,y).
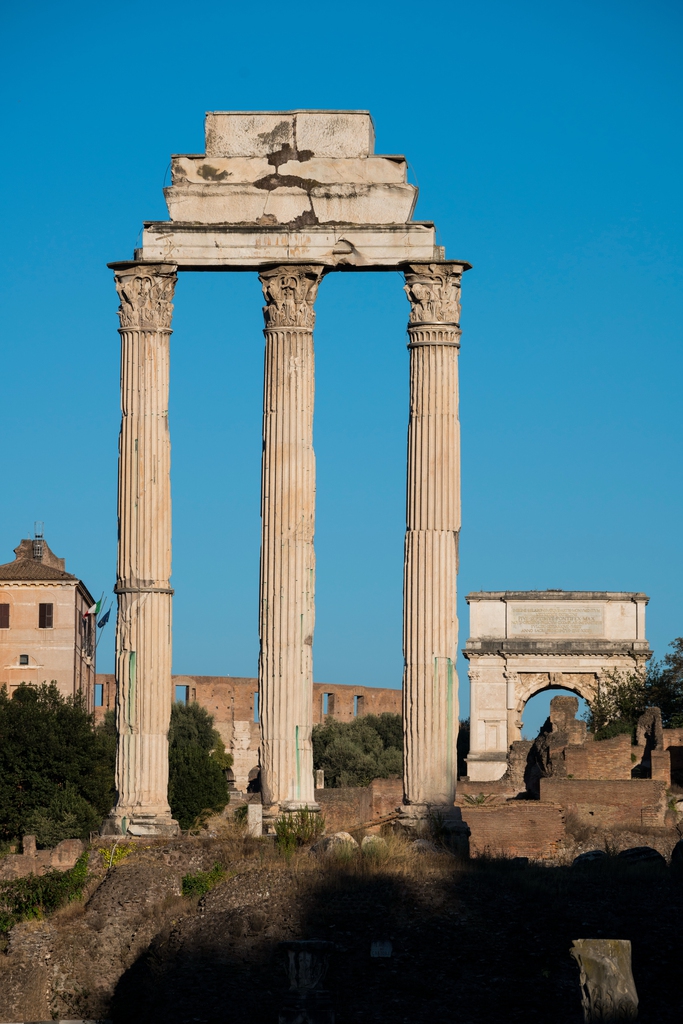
457,694 -> 683,859
95,674 -> 400,792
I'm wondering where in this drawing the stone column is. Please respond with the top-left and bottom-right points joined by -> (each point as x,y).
258,264 -> 324,814
104,263 -> 178,835
401,262 -> 466,813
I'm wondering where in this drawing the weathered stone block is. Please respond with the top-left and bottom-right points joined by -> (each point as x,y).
205,110 -> 374,159
570,939 -> 638,1022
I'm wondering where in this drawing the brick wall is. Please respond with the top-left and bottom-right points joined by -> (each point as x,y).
315,778 -> 403,833
663,728 -> 683,786
95,674 -> 401,792
461,803 -> 565,860
540,779 -> 668,828
562,733 -> 632,780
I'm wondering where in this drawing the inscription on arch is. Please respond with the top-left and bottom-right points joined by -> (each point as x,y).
508,601 -> 604,639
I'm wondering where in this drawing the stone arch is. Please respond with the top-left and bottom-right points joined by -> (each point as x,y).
513,672 -> 598,727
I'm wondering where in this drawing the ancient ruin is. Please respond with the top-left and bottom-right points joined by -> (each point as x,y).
104,111 -> 470,834
464,590 -> 651,781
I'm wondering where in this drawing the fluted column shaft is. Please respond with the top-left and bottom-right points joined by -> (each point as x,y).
110,263 -> 178,831
258,265 -> 324,812
402,262 -> 466,809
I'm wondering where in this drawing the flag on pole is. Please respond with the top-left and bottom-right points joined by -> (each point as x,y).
97,608 -> 111,629
84,598 -> 102,619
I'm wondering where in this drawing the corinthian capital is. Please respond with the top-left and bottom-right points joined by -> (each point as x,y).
114,265 -> 177,330
403,263 -> 463,325
259,265 -> 325,329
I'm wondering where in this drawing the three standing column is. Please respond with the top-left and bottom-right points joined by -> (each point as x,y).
258,265 -> 324,814
106,262 -> 178,835
401,262 -> 466,813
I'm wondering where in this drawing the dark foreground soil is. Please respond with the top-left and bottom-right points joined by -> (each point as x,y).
1,826 -> 682,1023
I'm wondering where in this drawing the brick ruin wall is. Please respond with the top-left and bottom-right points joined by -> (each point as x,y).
95,674 -> 401,791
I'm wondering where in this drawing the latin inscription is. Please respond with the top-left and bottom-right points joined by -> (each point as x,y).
508,602 -> 604,639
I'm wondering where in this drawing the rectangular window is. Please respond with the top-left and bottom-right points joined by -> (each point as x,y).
0,604 -> 9,629
94,683 -> 104,707
174,685 -> 189,705
38,603 -> 53,629
354,695 -> 365,717
322,692 -> 335,716
19,654 -> 29,666
253,692 -> 259,723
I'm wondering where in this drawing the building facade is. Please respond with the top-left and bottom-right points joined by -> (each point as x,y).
0,535 -> 97,702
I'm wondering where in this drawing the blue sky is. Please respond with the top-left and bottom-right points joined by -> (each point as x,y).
1,0 -> 681,737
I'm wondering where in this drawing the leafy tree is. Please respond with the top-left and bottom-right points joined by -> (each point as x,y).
0,683 -> 115,844
168,702 -> 231,829
312,713 -> 403,788
585,637 -> 683,737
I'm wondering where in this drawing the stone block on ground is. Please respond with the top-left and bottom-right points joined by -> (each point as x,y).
246,803 -> 263,838
573,850 -> 609,867
311,831 -> 358,855
570,939 -> 638,1022
361,835 -> 387,852
616,846 -> 666,866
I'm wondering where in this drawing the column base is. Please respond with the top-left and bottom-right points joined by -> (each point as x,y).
101,811 -> 180,837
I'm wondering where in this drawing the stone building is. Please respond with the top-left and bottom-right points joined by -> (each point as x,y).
94,674 -> 400,791
0,532 -> 97,702
464,590 -> 651,781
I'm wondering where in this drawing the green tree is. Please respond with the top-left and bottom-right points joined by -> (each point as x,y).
585,637 -> 683,736
312,713 -> 403,788
168,702 -> 230,829
0,683 -> 115,844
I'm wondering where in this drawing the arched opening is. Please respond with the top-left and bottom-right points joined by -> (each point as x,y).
521,687 -> 590,740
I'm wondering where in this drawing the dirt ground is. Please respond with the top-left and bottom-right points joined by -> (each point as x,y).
1,824 -> 682,1023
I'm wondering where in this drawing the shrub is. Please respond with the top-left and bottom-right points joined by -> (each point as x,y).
168,702 -> 231,830
312,713 -> 403,788
181,862 -> 225,898
24,783 -> 101,846
275,808 -> 324,857
0,851 -> 89,933
0,683 -> 115,843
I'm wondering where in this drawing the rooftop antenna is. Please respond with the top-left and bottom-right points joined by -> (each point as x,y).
33,521 -> 44,561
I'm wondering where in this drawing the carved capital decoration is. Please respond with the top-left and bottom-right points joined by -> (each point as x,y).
115,265 -> 177,330
403,263 -> 462,325
259,265 -> 325,329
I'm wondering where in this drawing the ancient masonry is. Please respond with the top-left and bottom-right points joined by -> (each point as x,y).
464,591 -> 651,782
103,111 -> 470,835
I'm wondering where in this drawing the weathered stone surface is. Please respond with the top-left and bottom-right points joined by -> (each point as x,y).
0,961 -> 50,1022
205,110 -> 375,159
246,803 -> 263,838
258,265 -> 323,813
311,832 -> 359,855
402,263 -> 465,813
140,221 -> 440,268
165,181 -> 417,226
105,263 -> 179,835
570,939 -> 638,1022
361,835 -> 387,852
